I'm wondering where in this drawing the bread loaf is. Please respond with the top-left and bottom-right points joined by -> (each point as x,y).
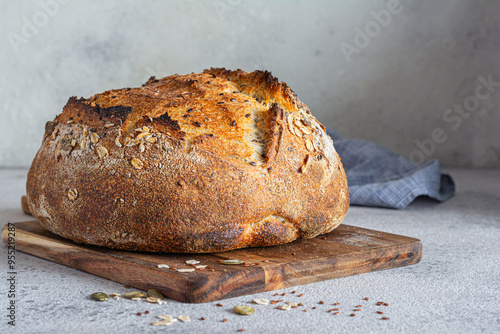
26,68 -> 349,253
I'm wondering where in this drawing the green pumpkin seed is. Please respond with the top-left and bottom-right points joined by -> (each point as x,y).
91,292 -> 109,301
222,259 -> 244,265
147,289 -> 164,300
124,291 -> 146,299
234,305 -> 255,315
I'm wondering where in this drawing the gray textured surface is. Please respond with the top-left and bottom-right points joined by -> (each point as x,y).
1,168 -> 499,333
1,0 -> 500,168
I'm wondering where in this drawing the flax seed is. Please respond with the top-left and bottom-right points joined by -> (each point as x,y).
200,317 -> 205,320
319,301 -> 324,304
383,303 -> 389,306
222,319 -> 227,322
216,303 -> 223,307
356,305 -> 362,308
364,297 -> 370,301
377,311 -> 384,314
137,313 -> 142,316
350,313 -> 356,317
334,303 -> 340,305
354,309 -> 361,312
333,312 -> 339,315
381,317 -> 390,320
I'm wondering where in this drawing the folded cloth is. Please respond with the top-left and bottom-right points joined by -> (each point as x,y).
326,128 -> 455,209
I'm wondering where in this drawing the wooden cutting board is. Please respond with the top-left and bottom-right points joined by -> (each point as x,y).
2,220 -> 422,303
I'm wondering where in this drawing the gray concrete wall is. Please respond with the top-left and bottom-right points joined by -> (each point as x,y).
1,0 -> 499,167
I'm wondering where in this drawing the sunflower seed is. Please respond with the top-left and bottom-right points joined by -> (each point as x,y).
123,291 -> 146,299
177,268 -> 195,273
151,321 -> 174,326
177,315 -> 191,322
157,264 -> 169,269
252,298 -> 269,305
195,265 -> 207,269
157,315 -> 174,321
91,292 -> 109,301
279,303 -> 292,311
186,260 -> 200,265
68,188 -> 78,201
96,145 -> 108,158
131,158 -> 144,169
305,138 -> 314,152
147,289 -> 164,300
221,259 -> 244,265
234,305 -> 255,315
115,136 -> 122,148
90,132 -> 99,143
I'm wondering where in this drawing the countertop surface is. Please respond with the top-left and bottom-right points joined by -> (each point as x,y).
1,168 -> 499,334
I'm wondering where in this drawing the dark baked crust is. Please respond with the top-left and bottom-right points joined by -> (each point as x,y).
26,68 -> 349,253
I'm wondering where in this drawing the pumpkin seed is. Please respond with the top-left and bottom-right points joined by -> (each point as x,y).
124,291 -> 146,299
222,259 -> 244,265
147,289 -> 164,300
234,305 -> 255,315
91,292 -> 109,301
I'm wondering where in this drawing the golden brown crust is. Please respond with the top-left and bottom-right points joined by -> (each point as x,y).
26,68 -> 349,253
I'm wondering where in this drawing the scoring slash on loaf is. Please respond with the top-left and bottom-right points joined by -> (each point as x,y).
26,68 -> 349,253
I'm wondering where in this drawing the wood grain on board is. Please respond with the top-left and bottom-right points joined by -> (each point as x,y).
2,219 -> 422,303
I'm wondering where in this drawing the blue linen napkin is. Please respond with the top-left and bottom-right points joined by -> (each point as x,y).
326,128 -> 455,209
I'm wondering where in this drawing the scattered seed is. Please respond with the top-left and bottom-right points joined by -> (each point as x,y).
146,297 -> 160,303
170,267 -> 177,270
222,259 -> 244,265
279,304 -> 291,311
320,237 -> 327,240
297,303 -> 304,306
157,264 -> 169,269
144,311 -> 149,314
124,291 -> 146,299
381,317 -> 390,320
364,297 -> 370,301
281,293 -> 286,296
194,121 -> 201,127
234,305 -> 255,315
137,313 -> 142,316
222,319 -> 228,322
231,121 -> 236,126
110,293 -> 120,300
298,294 -> 303,297
186,260 -> 200,265
178,315 -> 191,322
350,314 -> 356,317
304,309 -> 309,312
216,303 -> 223,307
354,309 -> 361,312
333,312 -> 339,315
383,303 -> 389,306
252,298 -> 269,305
319,301 -> 324,304
356,305 -> 362,308
334,303 -> 340,305
91,292 -> 109,301
200,317 -> 205,320
312,307 -> 317,310
151,321 -> 174,326
377,302 -> 384,306
237,330 -> 246,332
291,291 -> 296,294
377,311 -> 384,314
177,268 -> 195,273
157,315 -> 174,321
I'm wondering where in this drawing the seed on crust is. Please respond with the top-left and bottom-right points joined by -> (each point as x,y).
299,154 -> 310,174
305,138 -> 314,152
139,143 -> 146,153
146,136 -> 157,144
90,132 -> 99,143
136,132 -> 149,139
115,136 -> 122,147
68,188 -> 78,201
96,145 -> 108,158
104,123 -> 114,128
131,158 -> 144,169
80,138 -> 86,150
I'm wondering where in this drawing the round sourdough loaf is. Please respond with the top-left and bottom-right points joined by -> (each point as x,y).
26,68 -> 349,253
